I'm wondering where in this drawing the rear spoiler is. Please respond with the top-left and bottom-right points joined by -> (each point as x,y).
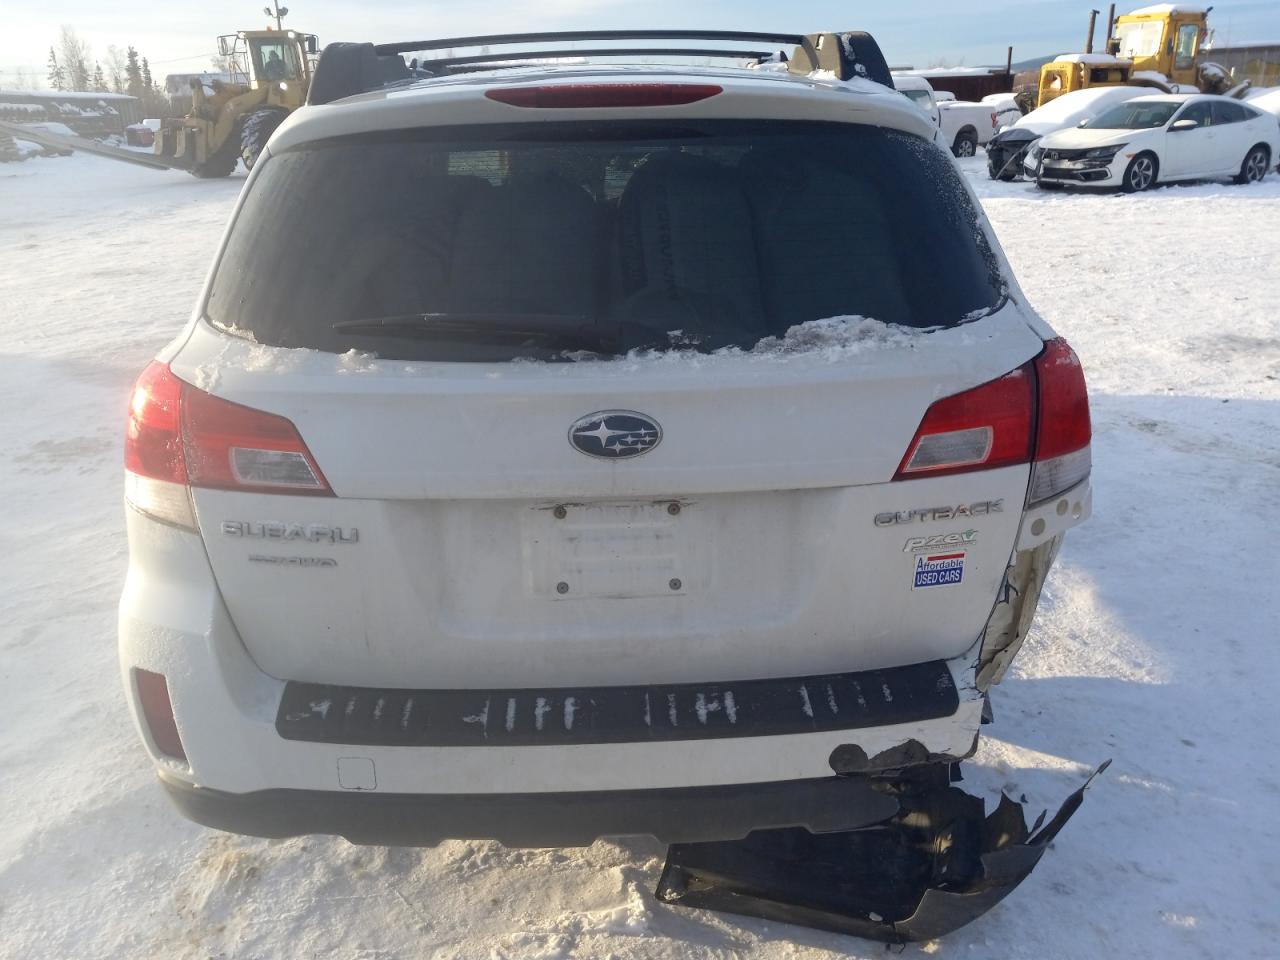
307,29 -> 894,105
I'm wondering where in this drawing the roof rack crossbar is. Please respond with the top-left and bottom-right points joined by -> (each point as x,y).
308,31 -> 893,106
421,47 -> 781,70
374,30 -> 805,57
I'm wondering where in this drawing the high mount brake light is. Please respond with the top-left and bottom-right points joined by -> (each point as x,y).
894,366 -> 1035,480
893,338 -> 1091,503
485,83 -> 723,109
124,361 -> 331,528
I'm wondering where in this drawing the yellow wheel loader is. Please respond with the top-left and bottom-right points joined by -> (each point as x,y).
156,29 -> 318,177
0,27 -> 317,177
1036,5 -> 1245,107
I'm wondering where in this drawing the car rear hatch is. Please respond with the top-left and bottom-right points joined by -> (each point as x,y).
165,105 -> 1058,690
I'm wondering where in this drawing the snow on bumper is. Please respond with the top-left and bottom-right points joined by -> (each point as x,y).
119,507 -> 986,805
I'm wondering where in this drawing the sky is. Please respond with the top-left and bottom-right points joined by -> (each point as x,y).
1,0 -> 1276,87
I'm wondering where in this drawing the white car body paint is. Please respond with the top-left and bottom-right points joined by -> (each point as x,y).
892,73 -> 998,151
118,62 -> 1091,836
1027,93 -> 1280,188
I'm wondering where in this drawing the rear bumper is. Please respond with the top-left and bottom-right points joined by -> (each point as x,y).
118,506 -> 1032,844
159,770 -> 900,847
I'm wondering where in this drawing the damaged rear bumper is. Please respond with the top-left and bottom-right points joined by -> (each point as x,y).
656,761 -> 1108,943
158,770 -> 900,847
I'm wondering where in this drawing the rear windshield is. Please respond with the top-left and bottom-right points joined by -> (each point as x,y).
205,120 -> 1004,361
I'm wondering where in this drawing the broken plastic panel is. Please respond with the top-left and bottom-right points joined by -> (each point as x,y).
656,760 -> 1109,944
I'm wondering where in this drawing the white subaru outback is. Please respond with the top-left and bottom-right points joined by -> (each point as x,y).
119,30 -> 1092,848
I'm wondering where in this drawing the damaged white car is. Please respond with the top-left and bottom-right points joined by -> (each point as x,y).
119,29 -> 1098,942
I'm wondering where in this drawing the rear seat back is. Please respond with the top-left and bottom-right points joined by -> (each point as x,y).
615,152 -> 765,336
741,151 -> 911,327
446,173 -> 598,318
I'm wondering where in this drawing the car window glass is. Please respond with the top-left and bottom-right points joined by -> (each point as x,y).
1115,20 -> 1163,59
1212,101 -> 1245,124
1176,102 -> 1213,127
901,89 -> 933,110
205,121 -> 1005,362
253,41 -> 302,82
1089,101 -> 1179,128
1174,24 -> 1199,71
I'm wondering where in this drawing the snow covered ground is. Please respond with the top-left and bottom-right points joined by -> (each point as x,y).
1,153 -> 1278,959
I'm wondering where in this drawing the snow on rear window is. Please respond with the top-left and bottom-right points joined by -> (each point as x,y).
205,120 -> 1004,362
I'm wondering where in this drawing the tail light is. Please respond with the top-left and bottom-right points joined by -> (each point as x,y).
125,361 -> 331,529
895,338 -> 1091,503
1028,338 -> 1091,503
894,366 -> 1035,480
134,668 -> 186,762
486,83 -> 723,109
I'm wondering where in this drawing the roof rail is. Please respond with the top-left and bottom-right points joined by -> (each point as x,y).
374,30 -> 807,57
308,30 -> 893,106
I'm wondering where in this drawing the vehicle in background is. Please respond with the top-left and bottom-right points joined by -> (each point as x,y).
0,26 -> 321,176
894,74 -> 999,157
1244,86 -> 1280,128
1038,4 -> 1248,108
124,119 -> 161,147
894,73 -> 941,125
984,92 -> 1024,130
1025,93 -> 1278,190
987,85 -> 1150,179
153,28 -> 319,176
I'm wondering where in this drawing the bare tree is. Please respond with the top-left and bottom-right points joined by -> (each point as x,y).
105,45 -> 128,94
58,25 -> 92,92
10,66 -> 38,90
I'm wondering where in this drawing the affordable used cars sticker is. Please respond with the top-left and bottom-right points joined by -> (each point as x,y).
913,552 -> 965,589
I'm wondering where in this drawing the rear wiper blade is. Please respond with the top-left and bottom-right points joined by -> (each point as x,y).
332,313 -> 617,352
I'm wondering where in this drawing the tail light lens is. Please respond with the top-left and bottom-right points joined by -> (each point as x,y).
134,668 -> 186,762
894,337 -> 1091,503
183,388 -> 330,495
894,366 -> 1035,479
486,83 -> 723,109
1029,338 -> 1091,503
124,361 -> 331,528
126,362 -> 187,485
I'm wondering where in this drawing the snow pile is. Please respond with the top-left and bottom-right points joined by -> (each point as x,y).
739,315 -> 931,358
1014,85 -> 1150,135
23,121 -> 78,137
1244,86 -> 1280,121
896,66 -> 1003,77
592,314 -> 976,374
3,152 -> 1280,960
1054,53 -> 1131,65
1127,2 -> 1208,14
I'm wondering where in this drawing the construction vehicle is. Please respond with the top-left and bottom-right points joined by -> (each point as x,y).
1037,4 -> 1243,107
156,28 -> 319,176
0,25 -> 317,177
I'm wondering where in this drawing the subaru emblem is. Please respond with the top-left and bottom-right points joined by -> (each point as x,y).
569,411 -> 662,460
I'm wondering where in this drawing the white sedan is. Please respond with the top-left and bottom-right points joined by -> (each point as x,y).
1024,93 -> 1279,192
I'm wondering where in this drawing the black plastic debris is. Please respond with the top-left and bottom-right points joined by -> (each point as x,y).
656,760 -> 1109,944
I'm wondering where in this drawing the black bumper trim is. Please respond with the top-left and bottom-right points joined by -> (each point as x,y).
159,772 -> 901,847
275,660 -> 959,748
